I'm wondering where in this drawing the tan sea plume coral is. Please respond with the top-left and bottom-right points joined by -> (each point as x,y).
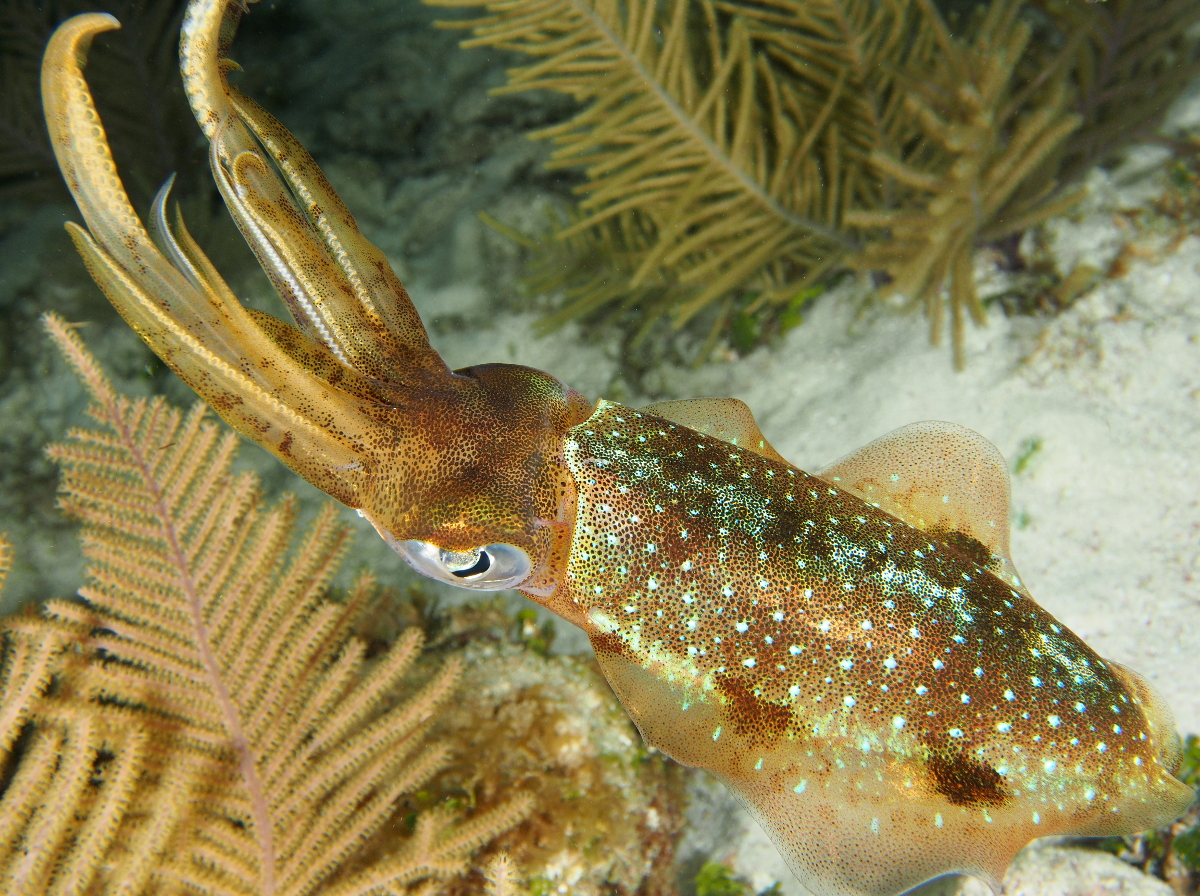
434,0 -> 1200,365
0,317 -> 531,895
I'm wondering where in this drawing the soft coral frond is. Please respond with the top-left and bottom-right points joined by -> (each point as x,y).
0,317 -> 527,895
443,0 -> 1200,365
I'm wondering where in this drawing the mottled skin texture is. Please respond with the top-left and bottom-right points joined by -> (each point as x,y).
42,3 -> 1194,895
564,403 -> 1191,894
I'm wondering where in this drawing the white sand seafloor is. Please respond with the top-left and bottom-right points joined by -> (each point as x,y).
405,155 -> 1199,895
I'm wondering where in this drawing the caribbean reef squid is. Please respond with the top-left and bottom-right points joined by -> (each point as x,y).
42,2 -> 1194,894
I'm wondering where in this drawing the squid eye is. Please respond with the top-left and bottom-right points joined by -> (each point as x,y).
394,540 -> 532,591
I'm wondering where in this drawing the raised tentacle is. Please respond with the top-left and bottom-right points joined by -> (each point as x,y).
180,0 -> 440,381
150,176 -> 398,406
231,91 -> 436,366
45,4 -> 593,574
43,14 -> 380,506
42,15 -> 231,360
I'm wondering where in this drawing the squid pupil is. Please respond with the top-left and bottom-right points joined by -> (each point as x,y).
451,551 -> 491,578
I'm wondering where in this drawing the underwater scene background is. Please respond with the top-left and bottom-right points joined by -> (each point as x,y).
1,0 -> 1198,894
